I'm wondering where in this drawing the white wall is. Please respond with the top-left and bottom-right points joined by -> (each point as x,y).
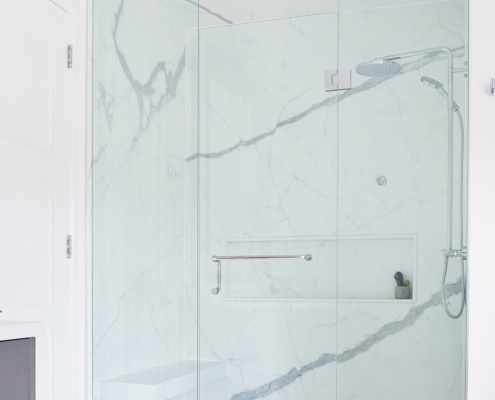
467,2 -> 495,399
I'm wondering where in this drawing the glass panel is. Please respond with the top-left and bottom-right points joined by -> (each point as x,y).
92,1 -> 199,399
196,7 -> 340,400
92,0 -> 468,399
337,0 -> 468,399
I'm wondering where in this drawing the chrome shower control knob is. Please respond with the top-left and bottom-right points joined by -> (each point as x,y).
376,176 -> 387,186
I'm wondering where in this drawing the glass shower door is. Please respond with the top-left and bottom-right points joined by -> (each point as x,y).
196,9 -> 340,400
91,0 -> 468,398
336,1 -> 468,399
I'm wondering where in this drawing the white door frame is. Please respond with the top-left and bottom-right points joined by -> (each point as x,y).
43,0 -> 90,399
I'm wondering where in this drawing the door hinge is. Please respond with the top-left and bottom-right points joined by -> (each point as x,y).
66,235 -> 72,259
324,68 -> 352,92
67,45 -> 73,69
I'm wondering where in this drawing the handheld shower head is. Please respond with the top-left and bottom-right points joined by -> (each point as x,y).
420,76 -> 444,89
420,76 -> 449,101
420,76 -> 459,110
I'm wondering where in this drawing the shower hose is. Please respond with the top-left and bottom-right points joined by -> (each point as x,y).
441,108 -> 466,320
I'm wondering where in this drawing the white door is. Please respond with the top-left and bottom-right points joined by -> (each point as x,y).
0,0 -> 70,399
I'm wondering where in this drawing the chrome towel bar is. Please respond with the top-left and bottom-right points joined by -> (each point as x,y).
210,254 -> 313,295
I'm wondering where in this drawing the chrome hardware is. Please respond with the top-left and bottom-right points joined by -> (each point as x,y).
211,259 -> 221,295
376,176 -> 387,186
210,254 -> 313,296
487,79 -> 495,96
67,45 -> 73,69
452,62 -> 469,76
442,247 -> 467,261
66,235 -> 72,259
211,254 -> 312,262
325,69 -> 352,92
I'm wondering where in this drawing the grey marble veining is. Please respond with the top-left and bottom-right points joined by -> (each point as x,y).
92,1 -> 467,399
97,83 -> 116,132
231,282 -> 462,400
93,0 -> 190,397
92,258 -> 162,351
182,0 -> 234,24
157,0 -> 338,28
113,0 -> 186,148
93,0 -> 186,202
187,47 -> 464,163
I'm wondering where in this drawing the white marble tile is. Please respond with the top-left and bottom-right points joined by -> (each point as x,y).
93,0 -> 468,399
336,303 -> 465,400
194,1 -> 467,399
198,303 -> 338,399
198,0 -> 338,27
92,0 -> 188,398
341,0 -> 456,12
195,14 -> 339,242
157,0 -> 338,28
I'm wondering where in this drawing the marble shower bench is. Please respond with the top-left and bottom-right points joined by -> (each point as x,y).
101,359 -> 228,399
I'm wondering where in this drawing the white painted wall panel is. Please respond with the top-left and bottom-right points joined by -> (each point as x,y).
467,1 -> 495,399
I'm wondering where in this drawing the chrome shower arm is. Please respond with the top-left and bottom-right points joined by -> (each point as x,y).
380,46 -> 453,61
383,48 -> 453,102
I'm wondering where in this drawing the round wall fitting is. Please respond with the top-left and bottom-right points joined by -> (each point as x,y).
376,176 -> 387,186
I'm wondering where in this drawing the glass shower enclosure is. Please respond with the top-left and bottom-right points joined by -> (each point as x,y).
92,0 -> 468,399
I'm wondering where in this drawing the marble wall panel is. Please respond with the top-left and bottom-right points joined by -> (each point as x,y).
92,0 -> 188,398
158,0 -> 338,28
92,0 -> 467,399
195,0 -> 467,399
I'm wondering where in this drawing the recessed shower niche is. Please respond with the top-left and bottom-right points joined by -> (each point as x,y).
219,236 -> 416,301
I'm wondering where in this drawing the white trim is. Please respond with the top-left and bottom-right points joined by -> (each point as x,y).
85,0 -> 93,399
47,0 -> 89,399
467,1 -> 495,399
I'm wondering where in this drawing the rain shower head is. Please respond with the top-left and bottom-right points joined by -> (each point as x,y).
355,59 -> 402,77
